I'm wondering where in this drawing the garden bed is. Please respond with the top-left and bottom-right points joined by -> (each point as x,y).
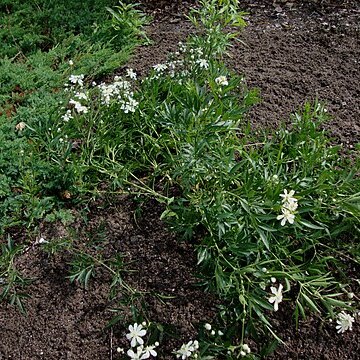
0,1 -> 359,359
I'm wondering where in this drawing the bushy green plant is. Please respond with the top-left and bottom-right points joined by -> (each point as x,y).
107,1 -> 151,45
0,236 -> 32,313
40,0 -> 359,356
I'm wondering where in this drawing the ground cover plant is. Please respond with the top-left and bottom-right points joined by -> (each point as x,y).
0,0 -> 149,232
0,0 -> 359,358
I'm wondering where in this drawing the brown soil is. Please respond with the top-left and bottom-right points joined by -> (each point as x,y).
1,1 -> 359,359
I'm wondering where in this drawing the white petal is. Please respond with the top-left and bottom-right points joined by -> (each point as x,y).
127,349 -> 136,357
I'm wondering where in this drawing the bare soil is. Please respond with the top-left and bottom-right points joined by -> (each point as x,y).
1,1 -> 359,359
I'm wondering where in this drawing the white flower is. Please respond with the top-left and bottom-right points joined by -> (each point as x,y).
242,344 -> 251,354
336,311 -> 355,333
38,237 -> 48,244
127,346 -> 148,360
215,76 -> 228,86
268,284 -> 283,311
142,344 -> 157,358
77,104 -> 88,113
240,351 -> 246,357
69,74 -> 84,86
178,41 -> 186,52
15,122 -> 26,131
196,58 -> 209,69
120,96 -> 139,113
61,110 -> 73,122
153,63 -> 167,72
75,92 -> 88,100
126,68 -> 137,80
175,340 -> 197,359
280,189 -> 297,204
276,208 -> 295,226
68,59 -> 74,66
271,277 -> 277,283
126,323 -> 147,348
271,174 -> 279,184
277,189 -> 298,225
196,48 -> 203,56
284,200 -> 298,212
69,99 -> 88,114
204,323 -> 212,331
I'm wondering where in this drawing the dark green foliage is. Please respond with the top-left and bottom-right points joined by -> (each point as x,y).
0,0 -> 121,57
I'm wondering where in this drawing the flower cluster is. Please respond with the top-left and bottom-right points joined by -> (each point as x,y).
149,42 -> 210,83
240,343 -> 251,357
204,322 -> 223,336
152,60 -> 183,80
69,97 -> 88,114
174,340 -> 199,359
98,75 -> 138,113
277,189 -> 298,226
124,323 -> 158,359
61,73 -> 89,120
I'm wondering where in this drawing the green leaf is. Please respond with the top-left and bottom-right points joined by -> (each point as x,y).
299,220 -> 326,230
301,292 -> 320,313
238,197 -> 250,213
261,338 -> 279,357
252,304 -> 272,327
197,247 -> 210,265
215,263 -> 227,293
238,294 -> 247,306
296,299 -> 306,321
324,297 -> 352,308
160,208 -> 177,220
251,294 -> 273,311
257,228 -> 270,251
258,224 -> 277,232
84,268 -> 93,289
